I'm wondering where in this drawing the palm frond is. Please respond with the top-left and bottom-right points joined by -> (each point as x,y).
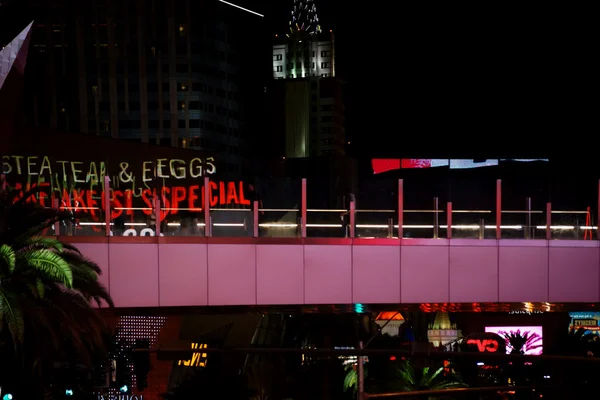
0,289 -> 25,345
61,249 -> 102,276
420,366 -> 443,388
22,236 -> 64,251
16,249 -> 73,287
0,244 -> 16,274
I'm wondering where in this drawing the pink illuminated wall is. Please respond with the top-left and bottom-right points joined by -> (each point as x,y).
70,238 -> 600,308
485,326 -> 543,355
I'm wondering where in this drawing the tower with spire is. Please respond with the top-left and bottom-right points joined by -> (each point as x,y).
270,0 -> 344,159
274,0 -> 334,81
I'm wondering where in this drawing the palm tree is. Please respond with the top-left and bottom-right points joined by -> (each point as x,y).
342,359 -> 368,395
0,188 -> 113,396
369,359 -> 465,396
394,360 -> 466,392
499,329 -> 542,355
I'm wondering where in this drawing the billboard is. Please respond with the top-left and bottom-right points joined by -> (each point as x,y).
371,159 -> 548,174
485,326 -> 543,355
568,312 -> 600,335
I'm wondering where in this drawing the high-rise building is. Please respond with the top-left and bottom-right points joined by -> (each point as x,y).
0,0 -> 269,175
269,0 -> 345,159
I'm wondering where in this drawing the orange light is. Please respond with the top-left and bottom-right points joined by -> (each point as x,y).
376,311 -> 404,321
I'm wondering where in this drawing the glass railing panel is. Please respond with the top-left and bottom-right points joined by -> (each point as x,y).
356,210 -> 395,239
259,207 -> 300,238
501,177 -> 549,240
112,204 -> 155,237
402,209 -> 445,239
403,178 -> 448,239
356,176 -> 397,239
58,188 -> 106,236
450,209 -> 493,239
256,177 -> 301,238
210,208 -> 251,237
550,210 -> 593,240
501,209 -> 545,239
107,178 -> 158,237
306,175 -> 347,238
306,208 -> 345,238
161,208 -> 205,237
446,178 -> 495,239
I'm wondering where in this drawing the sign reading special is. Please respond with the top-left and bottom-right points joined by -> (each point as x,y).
1,154 -> 252,223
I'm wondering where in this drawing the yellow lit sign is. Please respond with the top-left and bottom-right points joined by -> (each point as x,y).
178,343 -> 208,367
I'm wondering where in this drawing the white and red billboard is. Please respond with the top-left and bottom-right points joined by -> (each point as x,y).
372,159 -> 548,174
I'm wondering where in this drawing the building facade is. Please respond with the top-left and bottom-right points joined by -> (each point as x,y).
269,0 -> 345,159
0,0 -> 268,175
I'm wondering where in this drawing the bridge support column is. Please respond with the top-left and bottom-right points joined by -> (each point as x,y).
433,197 -> 439,239
104,175 -> 111,237
496,179 -> 502,240
546,202 -> 552,240
349,201 -> 356,238
253,200 -> 259,238
204,176 -> 211,237
53,197 -> 60,236
397,179 -> 403,239
526,197 -> 532,239
154,195 -> 161,237
301,178 -> 307,238
447,202 -> 452,239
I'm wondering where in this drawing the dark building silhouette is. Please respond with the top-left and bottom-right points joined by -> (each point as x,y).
0,0 -> 270,175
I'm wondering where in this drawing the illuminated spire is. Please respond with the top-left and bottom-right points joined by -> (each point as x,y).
287,0 -> 322,38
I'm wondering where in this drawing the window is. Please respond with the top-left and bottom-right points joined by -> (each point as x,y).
273,54 -> 283,61
276,66 -> 283,72
321,50 -> 330,57
321,62 -> 330,68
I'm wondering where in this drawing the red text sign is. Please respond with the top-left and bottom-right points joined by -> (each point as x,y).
467,339 -> 499,353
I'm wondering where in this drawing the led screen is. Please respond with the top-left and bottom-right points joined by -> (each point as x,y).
569,312 -> 600,335
485,326 -> 543,355
371,159 -> 549,174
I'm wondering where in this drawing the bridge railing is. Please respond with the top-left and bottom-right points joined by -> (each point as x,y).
38,177 -> 598,240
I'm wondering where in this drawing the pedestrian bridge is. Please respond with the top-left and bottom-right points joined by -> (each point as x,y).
66,237 -> 600,308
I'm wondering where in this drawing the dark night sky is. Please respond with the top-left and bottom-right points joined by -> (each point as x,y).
244,0 -> 594,159
1,0 -> 594,160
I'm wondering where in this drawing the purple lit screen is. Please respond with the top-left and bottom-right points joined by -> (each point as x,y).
485,326 -> 543,355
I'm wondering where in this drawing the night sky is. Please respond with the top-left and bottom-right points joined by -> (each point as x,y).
1,0 -> 593,160
245,0 -> 593,159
